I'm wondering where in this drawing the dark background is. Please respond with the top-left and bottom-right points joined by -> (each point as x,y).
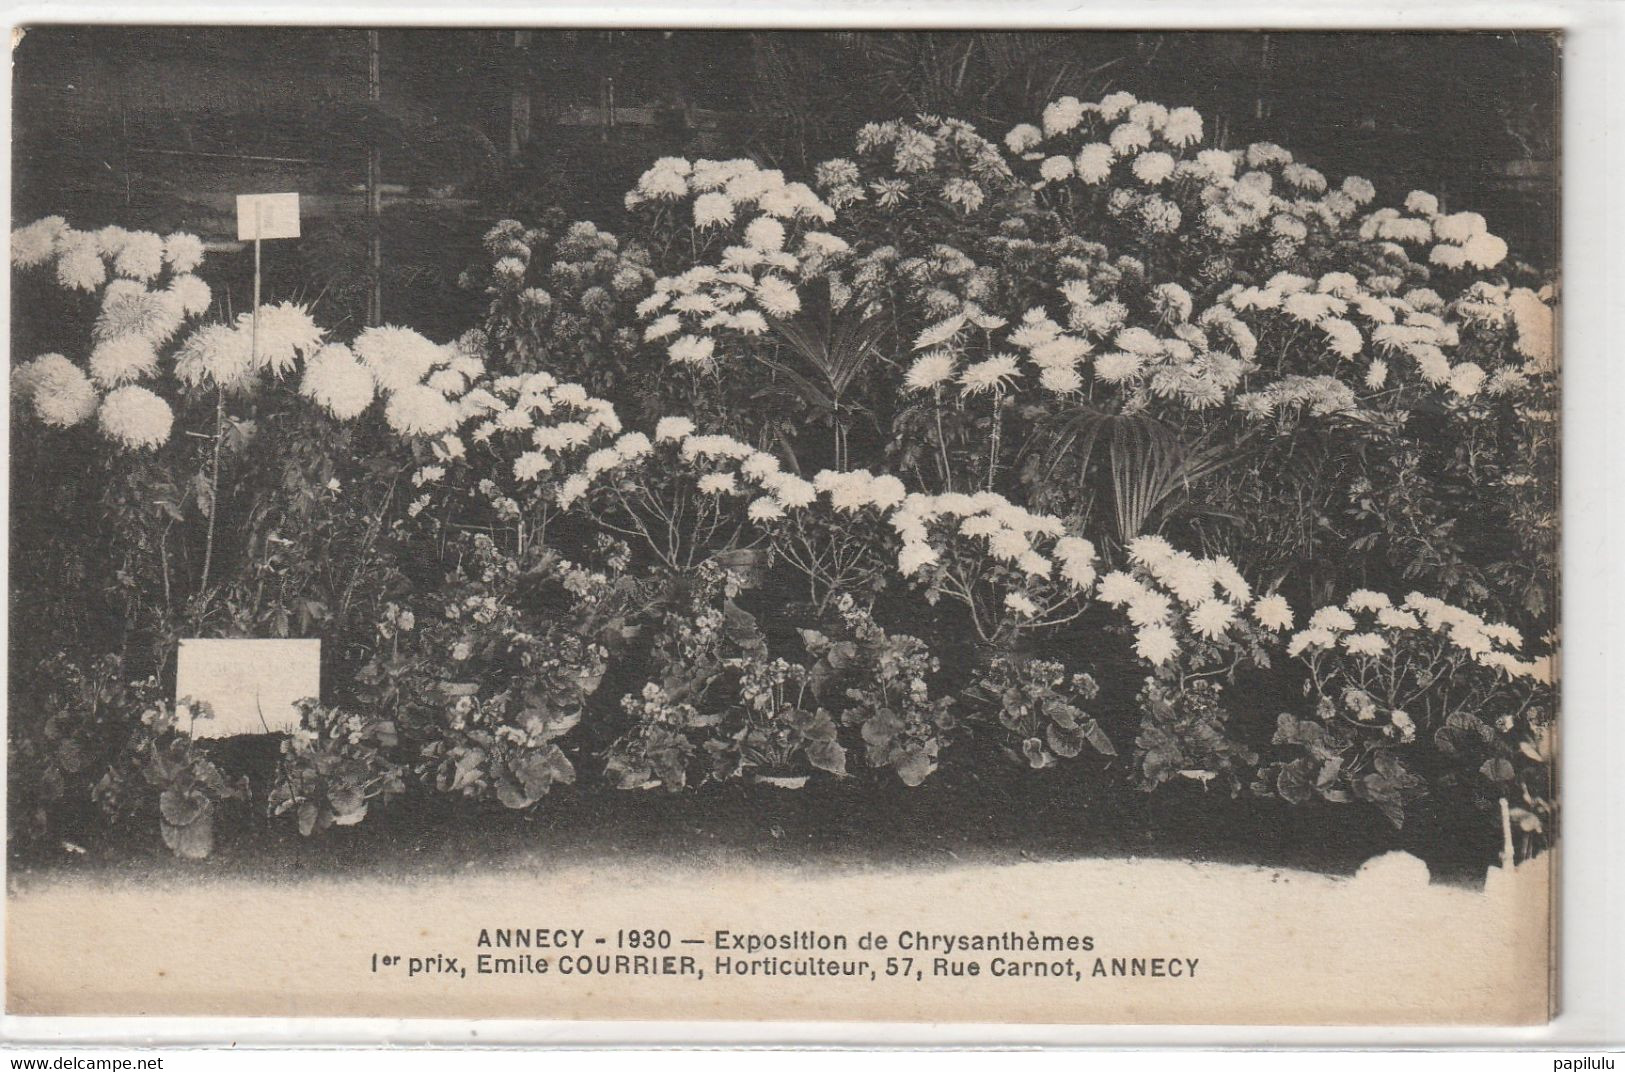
12,28 -> 1560,338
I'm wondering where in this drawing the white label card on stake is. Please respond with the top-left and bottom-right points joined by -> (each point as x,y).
175,638 -> 321,737
235,192 -> 301,240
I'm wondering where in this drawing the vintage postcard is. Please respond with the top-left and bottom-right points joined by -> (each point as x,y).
5,26 -> 1559,1028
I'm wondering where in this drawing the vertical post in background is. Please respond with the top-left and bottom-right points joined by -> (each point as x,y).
509,30 -> 533,159
366,28 -> 383,326
251,202 -> 263,364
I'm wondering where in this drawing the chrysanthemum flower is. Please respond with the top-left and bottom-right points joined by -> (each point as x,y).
1187,599 -> 1236,640
1134,624 -> 1179,664
88,335 -> 160,386
1344,589 -> 1391,613
164,274 -> 212,319
386,384 -> 461,437
55,232 -> 107,292
356,325 -> 445,393
163,232 -> 206,274
898,540 -> 938,576
16,354 -> 99,427
1004,592 -> 1040,619
753,275 -> 801,318
1070,143 -> 1115,185
112,231 -> 166,281
1342,633 -> 1388,656
1038,155 -> 1074,183
903,350 -> 957,392
1108,123 -> 1153,154
959,354 -> 1021,394
11,216 -> 67,268
238,302 -> 323,375
1376,607 -> 1420,630
172,323 -> 253,391
1252,594 -> 1293,631
1004,123 -> 1043,154
1039,365 -> 1084,394
654,416 -> 695,442
300,344 -> 377,420
97,384 -> 173,449
1285,627 -> 1336,657
767,472 -> 817,509
1162,107 -> 1204,147
668,334 -> 717,366
1308,606 -> 1357,632
1098,91 -> 1137,120
1132,151 -> 1176,185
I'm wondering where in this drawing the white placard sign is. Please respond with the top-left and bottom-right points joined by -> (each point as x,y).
175,638 -> 321,738
235,192 -> 301,241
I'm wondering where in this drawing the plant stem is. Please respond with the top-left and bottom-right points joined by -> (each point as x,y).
198,387 -> 225,607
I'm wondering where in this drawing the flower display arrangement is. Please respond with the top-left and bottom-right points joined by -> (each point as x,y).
9,91 -> 1556,865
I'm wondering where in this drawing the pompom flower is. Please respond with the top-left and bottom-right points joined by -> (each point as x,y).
97,385 -> 173,449
111,231 -> 166,281
1252,594 -> 1294,631
88,335 -> 160,386
356,325 -> 445,393
300,344 -> 377,420
385,384 -> 461,437
1134,624 -> 1179,664
16,354 -> 99,427
166,274 -> 213,318
163,232 -> 206,274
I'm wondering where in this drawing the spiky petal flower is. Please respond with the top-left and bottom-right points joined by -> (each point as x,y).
385,384 -> 460,437
300,344 -> 377,420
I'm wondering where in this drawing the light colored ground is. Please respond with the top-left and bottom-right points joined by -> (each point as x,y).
6,851 -> 1550,1025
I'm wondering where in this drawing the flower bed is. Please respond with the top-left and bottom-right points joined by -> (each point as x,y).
9,91 -> 1557,867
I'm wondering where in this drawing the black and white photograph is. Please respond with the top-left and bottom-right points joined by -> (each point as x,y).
4,24 -> 1573,1028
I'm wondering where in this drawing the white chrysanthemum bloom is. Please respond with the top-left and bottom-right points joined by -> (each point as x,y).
904,350 -> 957,392
692,191 -> 735,229
1093,351 -> 1144,383
960,514 -> 1002,539
1319,317 -> 1363,359
959,353 -> 1021,394
740,495 -> 784,524
898,540 -> 938,576
239,302 -> 324,375
1447,361 -> 1487,398
1162,107 -> 1203,147
1041,96 -> 1086,136
654,416 -> 695,442
1004,592 -> 1040,619
988,528 -> 1031,562
88,335 -> 160,386
1108,123 -> 1153,154
744,216 -> 786,252
1375,607 -> 1420,631
1098,90 -> 1136,120
298,344 -> 376,420
1342,589 -> 1389,613
386,384 -> 461,437
1039,365 -> 1084,394
668,335 -> 716,366
11,216 -> 69,267
1188,149 -> 1234,184
1004,123 -> 1043,154
730,310 -> 769,335
111,231 -> 165,281
1127,589 -> 1174,628
355,325 -> 444,393
1038,155 -> 1074,183
1343,632 -> 1389,656
97,384 -> 172,449
162,232 -> 206,274
1411,345 -> 1453,386
17,354 -> 99,427
1404,190 -> 1440,215
1071,143 -> 1114,185
1252,594 -> 1293,631
767,472 -> 817,509
1016,551 -> 1053,579
1433,211 -> 1487,244
1308,606 -> 1357,632
636,291 -> 670,318
171,323 -> 252,391
1113,326 -> 1159,355
94,284 -> 184,346
1339,176 -> 1375,205
869,474 -> 907,511
163,274 -> 212,319
55,232 -> 107,292
1134,624 -> 1179,664
1357,359 -> 1388,393
1131,151 -> 1176,185
1286,627 -> 1336,657
555,473 -> 593,509
1461,231 -> 1508,269
753,275 -> 799,318
1429,244 -> 1469,270
1188,599 -> 1237,641
412,465 -> 446,487
511,451 -> 553,482
644,314 -> 682,343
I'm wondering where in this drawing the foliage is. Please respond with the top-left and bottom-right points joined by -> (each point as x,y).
968,652 -> 1112,769
268,700 -> 406,836
1131,678 -> 1258,798
93,700 -> 248,859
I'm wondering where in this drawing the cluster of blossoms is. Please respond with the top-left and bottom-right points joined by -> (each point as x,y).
1000,92 -> 1554,413
632,158 -> 847,368
11,217 -> 217,449
1095,534 -> 1287,666
1287,588 -> 1551,684
840,114 -> 1016,216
